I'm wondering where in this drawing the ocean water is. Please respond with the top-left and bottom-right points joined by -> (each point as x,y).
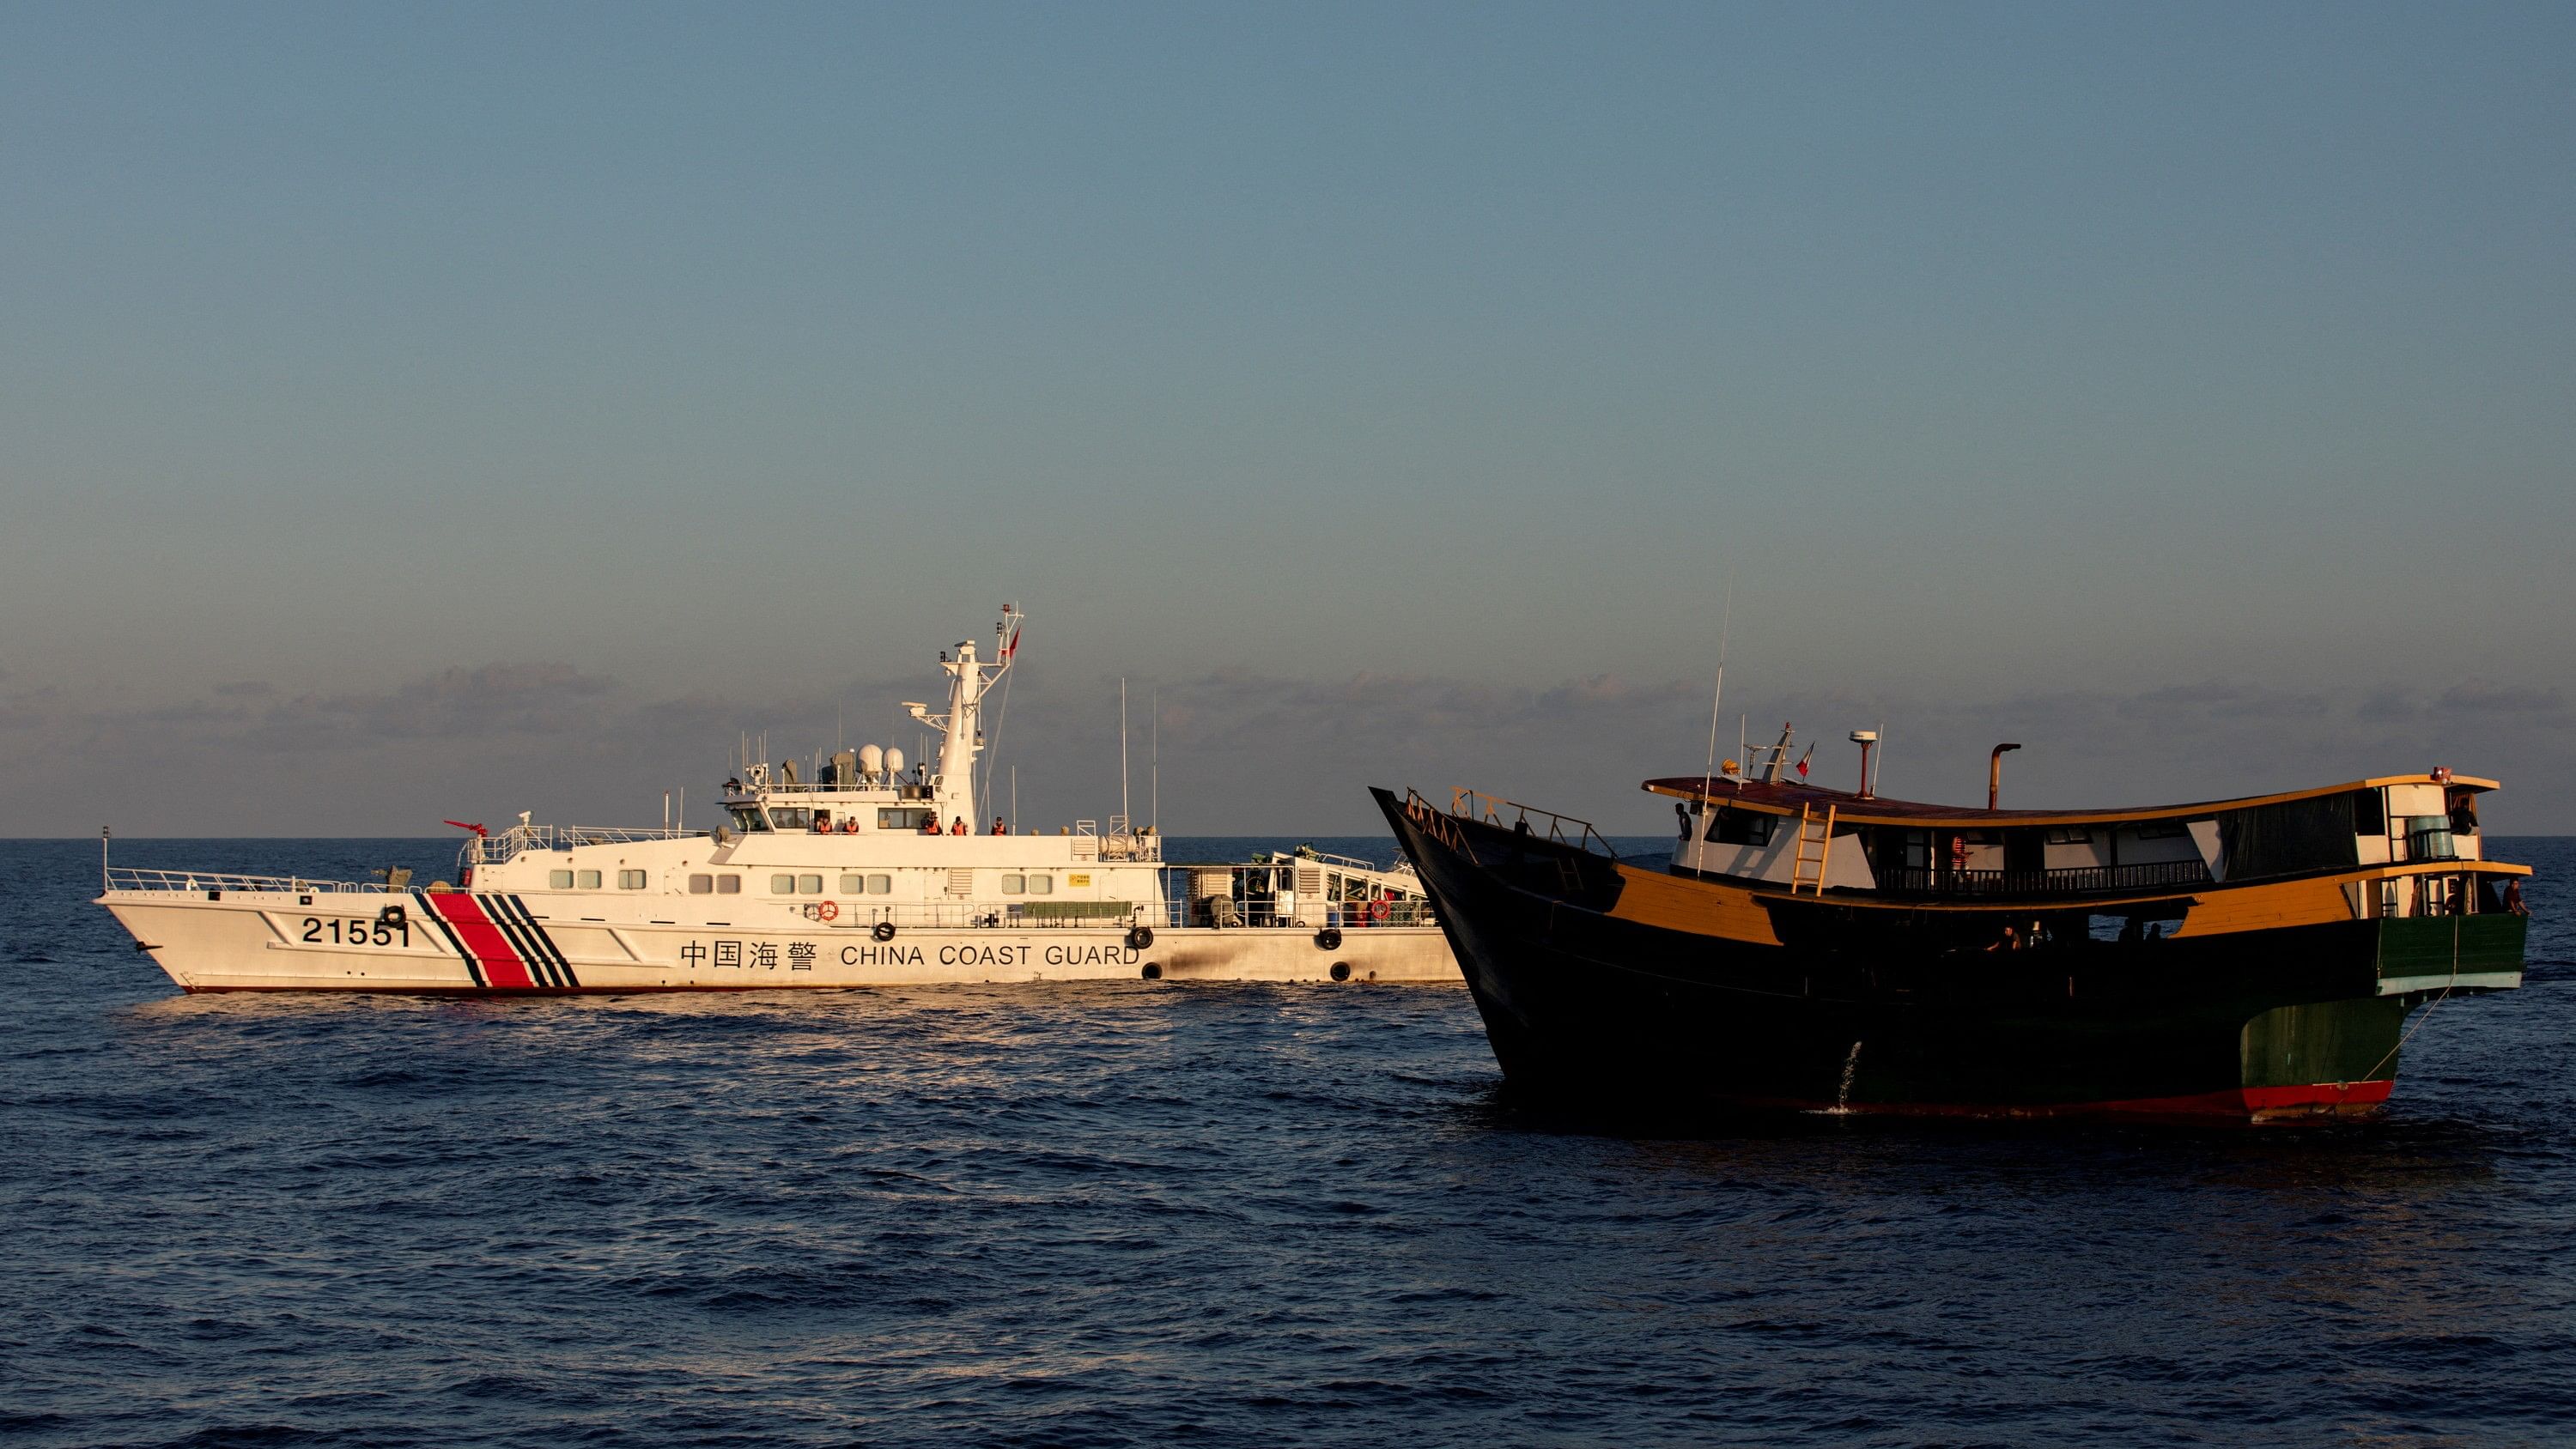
3,834 -> 2571,1447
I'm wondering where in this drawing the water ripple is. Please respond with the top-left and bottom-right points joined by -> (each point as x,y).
3,836 -> 2572,1446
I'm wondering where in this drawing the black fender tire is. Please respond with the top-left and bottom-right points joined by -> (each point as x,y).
1329,961 -> 1352,982
1126,925 -> 1155,951
872,920 -> 896,943
1315,927 -> 1342,951
1140,962 -> 1162,980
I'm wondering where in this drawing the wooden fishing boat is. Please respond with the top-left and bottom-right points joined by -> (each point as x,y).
1374,744 -> 2530,1123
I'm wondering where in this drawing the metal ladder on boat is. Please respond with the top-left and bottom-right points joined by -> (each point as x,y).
1790,803 -> 1837,894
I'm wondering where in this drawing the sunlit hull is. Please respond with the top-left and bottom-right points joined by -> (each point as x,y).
101,887 -> 1453,992
1376,786 -> 2528,1123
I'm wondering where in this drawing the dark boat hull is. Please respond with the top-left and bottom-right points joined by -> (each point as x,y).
1376,790 -> 2524,1123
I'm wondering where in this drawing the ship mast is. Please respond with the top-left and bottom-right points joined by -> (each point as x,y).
903,604 -> 1021,831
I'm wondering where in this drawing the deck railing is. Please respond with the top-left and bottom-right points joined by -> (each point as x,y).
106,868 -> 392,895
1436,788 -> 1621,858
1874,858 -> 2215,898
468,823 -> 707,866
1157,896 -> 1437,931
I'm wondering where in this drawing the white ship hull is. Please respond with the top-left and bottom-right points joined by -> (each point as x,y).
94,605 -> 1461,994
101,887 -> 1455,992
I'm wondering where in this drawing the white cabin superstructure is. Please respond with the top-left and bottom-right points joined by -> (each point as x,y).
98,608 -> 1455,992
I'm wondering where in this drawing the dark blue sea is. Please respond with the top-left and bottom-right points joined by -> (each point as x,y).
4,835 -> 2572,1447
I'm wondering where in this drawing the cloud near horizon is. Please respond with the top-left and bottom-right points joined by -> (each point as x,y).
3,661 -> 2569,837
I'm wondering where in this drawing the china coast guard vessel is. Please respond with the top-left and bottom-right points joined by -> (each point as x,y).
100,609 -> 1453,992
1378,725 -> 2533,1123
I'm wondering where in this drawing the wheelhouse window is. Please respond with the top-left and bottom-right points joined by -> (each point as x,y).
2044,828 -> 2092,846
878,807 -> 934,832
727,806 -> 771,833
770,808 -> 811,832
1706,809 -> 1775,846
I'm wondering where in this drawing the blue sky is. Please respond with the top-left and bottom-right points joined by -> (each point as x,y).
3,3 -> 2571,834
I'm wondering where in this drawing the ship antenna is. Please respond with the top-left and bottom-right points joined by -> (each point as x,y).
101,824 -> 111,893
1151,688 -> 1159,835
1120,677 -> 1131,830
1699,578 -> 1735,810
978,604 -> 1023,819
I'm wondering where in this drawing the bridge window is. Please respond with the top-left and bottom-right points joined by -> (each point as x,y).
619,870 -> 647,889
727,806 -> 770,833
1706,809 -> 1774,846
770,809 -> 811,832
2044,828 -> 2092,846
689,875 -> 714,894
576,870 -> 602,889
879,807 -> 934,832
550,870 -> 574,889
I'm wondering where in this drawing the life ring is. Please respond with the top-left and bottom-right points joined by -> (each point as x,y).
1126,925 -> 1155,951
817,900 -> 838,922
1367,899 -> 1390,923
1315,926 -> 1342,951
872,920 -> 896,943
801,902 -> 819,921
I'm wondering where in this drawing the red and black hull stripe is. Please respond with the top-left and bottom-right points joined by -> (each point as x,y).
416,891 -> 580,991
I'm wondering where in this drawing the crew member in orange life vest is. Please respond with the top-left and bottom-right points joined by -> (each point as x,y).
951,817 -> 968,835
920,815 -> 941,835
991,816 -> 1008,835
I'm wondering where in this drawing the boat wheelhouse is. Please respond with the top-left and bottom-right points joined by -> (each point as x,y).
1376,737 -> 2531,1123
100,609 -> 1452,992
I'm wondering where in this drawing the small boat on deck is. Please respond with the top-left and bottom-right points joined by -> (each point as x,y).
1376,732 -> 2532,1123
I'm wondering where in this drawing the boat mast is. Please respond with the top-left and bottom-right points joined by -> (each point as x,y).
903,606 -> 1021,831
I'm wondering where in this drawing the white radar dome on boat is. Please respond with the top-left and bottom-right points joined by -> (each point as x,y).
884,747 -> 905,776
858,744 -> 884,779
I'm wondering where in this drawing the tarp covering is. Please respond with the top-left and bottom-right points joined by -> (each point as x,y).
2220,792 -> 2360,881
